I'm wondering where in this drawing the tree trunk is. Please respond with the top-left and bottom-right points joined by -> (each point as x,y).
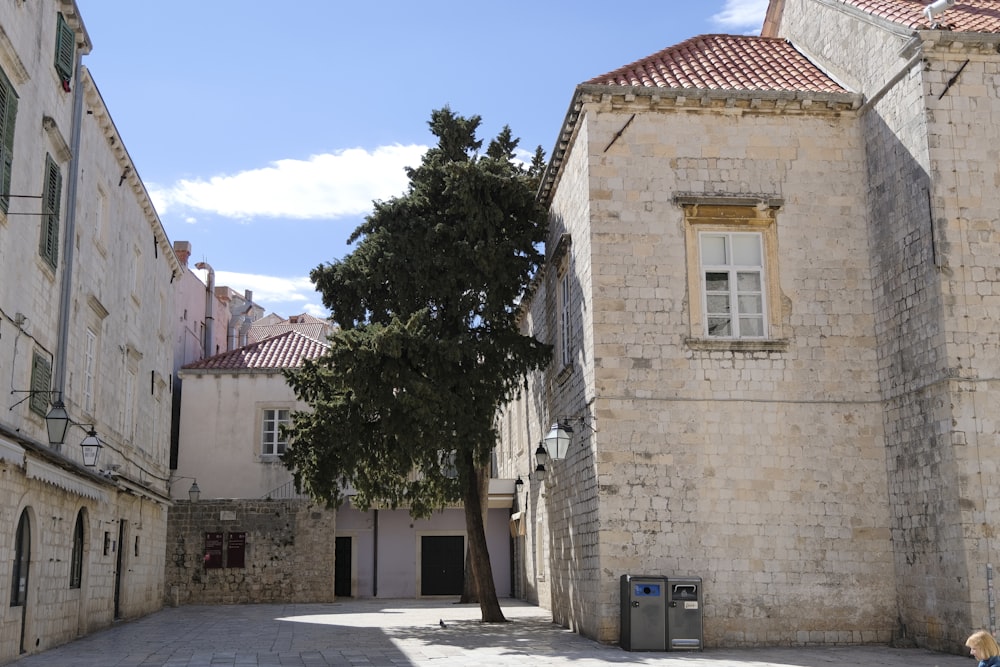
460,464 -> 490,603
461,456 -> 506,622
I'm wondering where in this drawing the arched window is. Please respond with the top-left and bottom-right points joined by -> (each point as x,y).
10,510 -> 30,607
69,510 -> 84,589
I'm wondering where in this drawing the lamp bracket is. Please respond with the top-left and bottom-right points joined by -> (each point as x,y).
556,415 -> 597,434
8,388 -> 60,411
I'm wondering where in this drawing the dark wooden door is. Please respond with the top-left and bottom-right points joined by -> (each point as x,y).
420,535 -> 464,596
334,536 -> 352,597
12,511 -> 30,654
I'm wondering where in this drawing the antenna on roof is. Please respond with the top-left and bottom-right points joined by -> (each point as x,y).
924,0 -> 956,24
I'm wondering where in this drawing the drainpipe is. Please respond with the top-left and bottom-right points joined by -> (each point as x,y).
52,49 -> 86,430
194,262 -> 214,358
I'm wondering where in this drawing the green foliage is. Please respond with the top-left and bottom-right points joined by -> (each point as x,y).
284,108 -> 551,518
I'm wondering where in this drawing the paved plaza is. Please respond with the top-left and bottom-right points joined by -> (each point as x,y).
9,598 -> 972,667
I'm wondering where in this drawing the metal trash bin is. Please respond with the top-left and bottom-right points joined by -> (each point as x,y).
620,575 -> 667,651
666,576 -> 703,651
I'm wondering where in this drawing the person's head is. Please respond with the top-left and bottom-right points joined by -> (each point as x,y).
966,630 -> 1000,660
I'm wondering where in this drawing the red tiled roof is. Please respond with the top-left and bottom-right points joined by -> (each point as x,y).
586,35 -> 848,94
182,330 -> 328,372
840,0 -> 1000,31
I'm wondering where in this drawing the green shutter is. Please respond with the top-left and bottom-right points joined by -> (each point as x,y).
29,353 -> 51,417
0,67 -> 16,214
54,14 -> 75,84
39,154 -> 61,268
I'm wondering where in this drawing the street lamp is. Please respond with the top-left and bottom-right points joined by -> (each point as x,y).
534,443 -> 548,480
45,399 -> 70,446
544,422 -> 572,461
79,428 -> 102,467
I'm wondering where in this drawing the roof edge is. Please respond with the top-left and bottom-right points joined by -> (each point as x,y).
538,83 -> 862,208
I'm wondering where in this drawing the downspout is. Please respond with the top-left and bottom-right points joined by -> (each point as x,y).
194,262 -> 214,358
53,50 -> 86,427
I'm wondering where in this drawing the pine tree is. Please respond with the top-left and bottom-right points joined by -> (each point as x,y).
283,108 -> 550,622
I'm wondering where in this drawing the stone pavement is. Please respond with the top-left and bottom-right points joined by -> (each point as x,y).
9,598 -> 971,667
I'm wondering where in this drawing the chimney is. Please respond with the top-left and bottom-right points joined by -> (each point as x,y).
173,241 -> 191,267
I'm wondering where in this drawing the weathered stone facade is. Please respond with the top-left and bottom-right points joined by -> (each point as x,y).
165,500 -> 336,606
0,1 -> 178,663
498,0 -> 1000,654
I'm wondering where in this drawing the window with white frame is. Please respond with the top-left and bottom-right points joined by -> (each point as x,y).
679,198 -> 783,346
121,365 -> 135,443
261,408 -> 290,456
82,328 -> 96,414
700,232 -> 765,338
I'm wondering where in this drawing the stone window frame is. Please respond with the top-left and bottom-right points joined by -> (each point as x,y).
677,195 -> 788,352
549,233 -> 573,376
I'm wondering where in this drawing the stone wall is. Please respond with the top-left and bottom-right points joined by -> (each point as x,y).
165,499 -> 336,606
499,80 -> 901,646
0,444 -> 167,665
781,0 -> 1000,651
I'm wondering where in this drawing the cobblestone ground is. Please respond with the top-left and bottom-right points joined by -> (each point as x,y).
9,599 -> 972,667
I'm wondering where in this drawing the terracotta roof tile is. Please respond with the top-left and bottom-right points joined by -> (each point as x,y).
182,330 -> 329,372
840,0 -> 1000,31
586,35 -> 848,94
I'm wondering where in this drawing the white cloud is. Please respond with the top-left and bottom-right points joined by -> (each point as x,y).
209,270 -> 324,317
151,144 -> 427,221
712,0 -> 769,32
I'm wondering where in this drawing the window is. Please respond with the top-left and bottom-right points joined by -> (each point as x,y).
83,329 -> 96,414
679,197 -> 783,346
121,366 -> 135,443
39,154 -> 61,269
69,511 -> 84,589
558,270 -> 572,367
54,13 -> 75,87
0,66 -> 17,214
261,408 -> 290,456
29,352 -> 51,417
549,232 -> 573,370
701,232 -> 765,338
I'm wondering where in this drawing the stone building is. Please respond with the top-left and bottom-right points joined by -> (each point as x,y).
496,0 -> 1000,653
0,0 -> 179,662
171,330 -> 515,603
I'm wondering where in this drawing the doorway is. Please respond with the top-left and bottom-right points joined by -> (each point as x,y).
11,510 -> 30,654
334,536 -> 352,598
113,520 -> 127,619
420,535 -> 464,596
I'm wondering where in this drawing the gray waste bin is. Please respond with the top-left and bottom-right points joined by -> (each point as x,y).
666,576 -> 703,651
620,575 -> 667,651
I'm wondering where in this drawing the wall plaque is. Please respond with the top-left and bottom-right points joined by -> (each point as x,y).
203,532 -> 223,569
227,531 -> 246,569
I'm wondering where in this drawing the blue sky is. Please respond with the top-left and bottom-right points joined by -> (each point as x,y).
76,0 -> 769,318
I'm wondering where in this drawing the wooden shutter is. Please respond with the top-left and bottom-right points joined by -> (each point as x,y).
29,352 -> 51,416
0,68 -> 16,214
54,13 -> 75,84
39,154 -> 61,268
